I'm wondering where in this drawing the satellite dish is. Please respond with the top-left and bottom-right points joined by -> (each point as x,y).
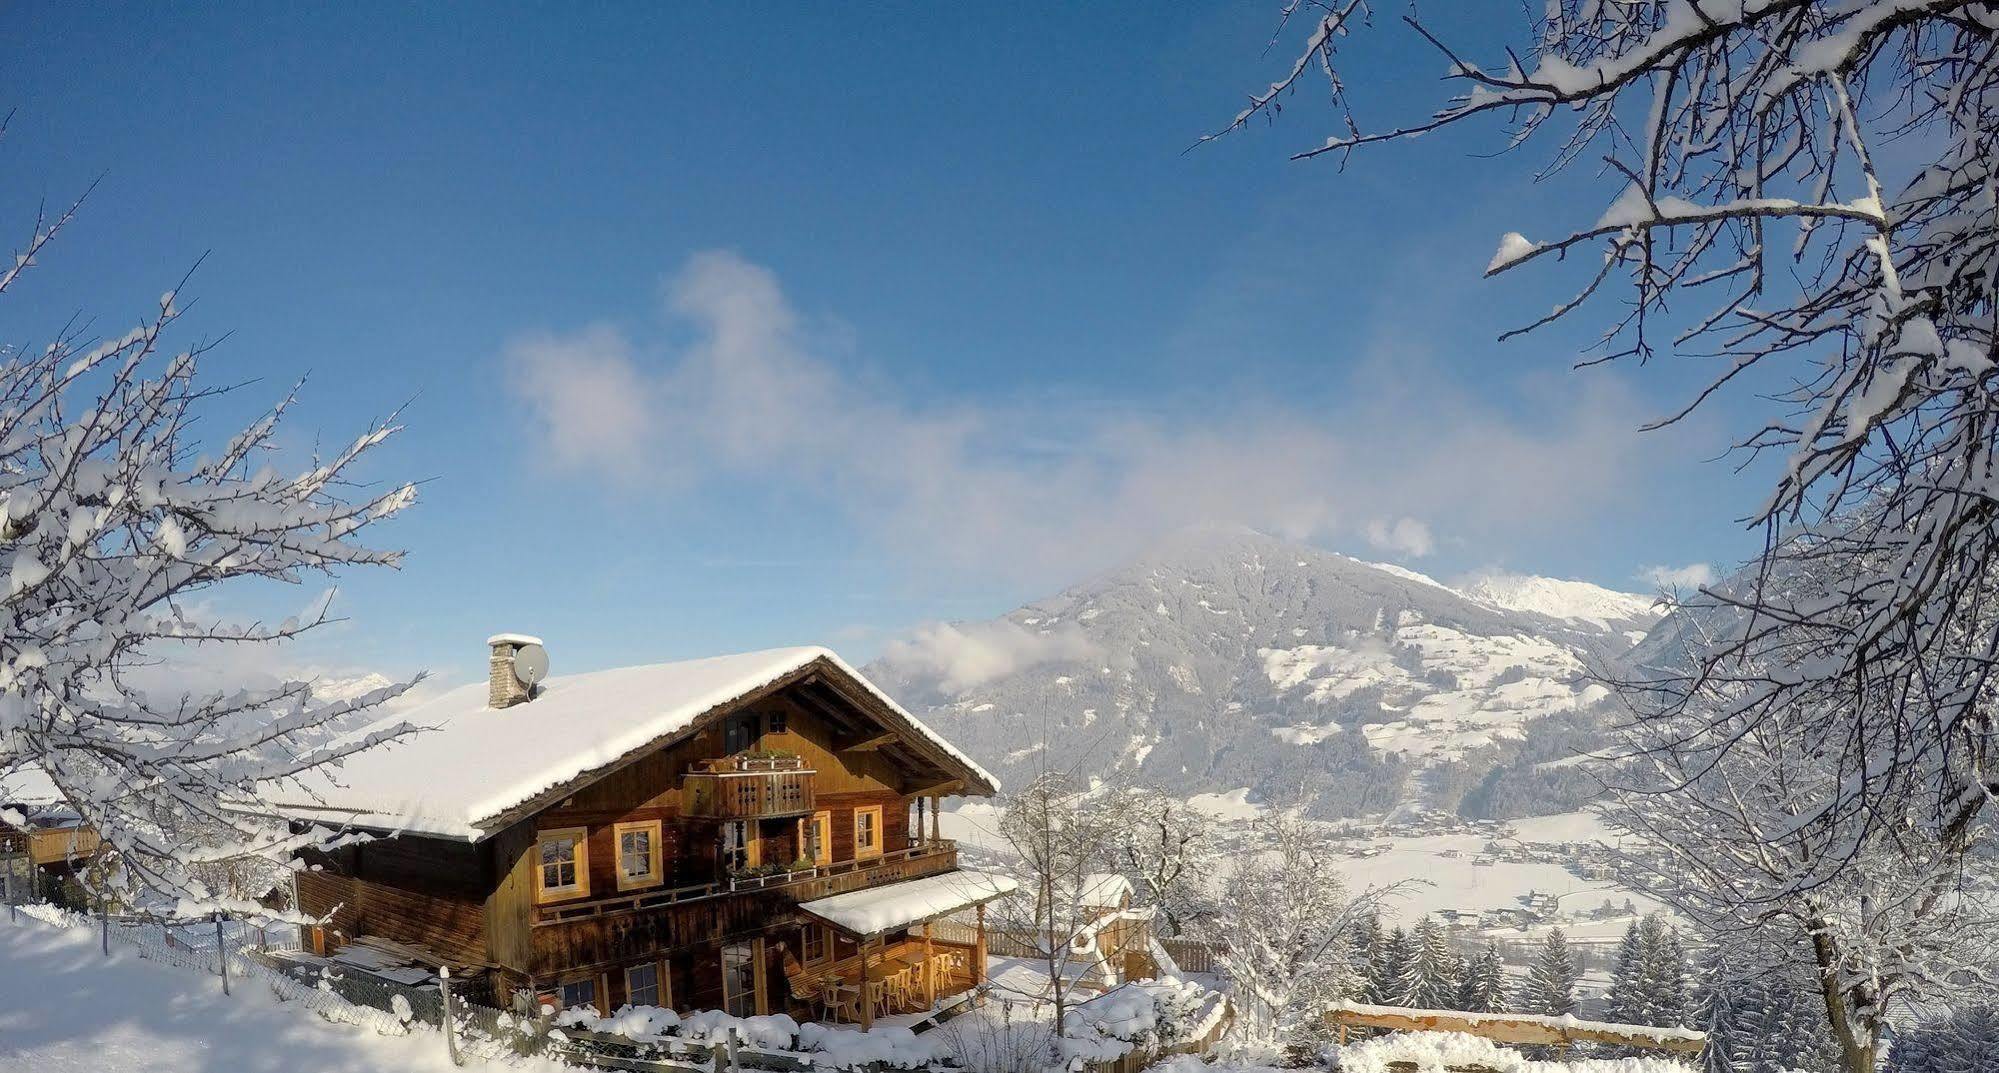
512,643 -> 549,689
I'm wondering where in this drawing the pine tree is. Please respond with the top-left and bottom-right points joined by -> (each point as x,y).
1350,912 -> 1386,1004
1692,939 -> 1848,1073
1640,919 -> 1689,1028
1403,917 -> 1461,1009
1523,928 -> 1579,1017
1883,1005 -> 1999,1073
1607,920 -> 1646,1024
1458,941 -> 1507,1013
1379,926 -> 1417,1006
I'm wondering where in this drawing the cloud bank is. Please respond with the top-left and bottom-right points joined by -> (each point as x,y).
878,620 -> 1099,695
1636,562 -> 1717,590
504,250 -> 1669,587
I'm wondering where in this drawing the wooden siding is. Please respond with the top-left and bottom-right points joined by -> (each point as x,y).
296,867 -> 489,967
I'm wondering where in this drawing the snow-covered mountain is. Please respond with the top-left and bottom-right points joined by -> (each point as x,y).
868,527 -> 1661,820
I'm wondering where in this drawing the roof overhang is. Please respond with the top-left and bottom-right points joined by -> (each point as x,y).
798,869 -> 1019,940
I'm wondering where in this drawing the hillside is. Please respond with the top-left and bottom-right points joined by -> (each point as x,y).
869,527 -> 1658,819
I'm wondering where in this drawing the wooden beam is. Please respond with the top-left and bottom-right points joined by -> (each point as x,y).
973,903 -> 987,986
1323,1004 -> 1705,1055
860,938 -> 876,1029
907,778 -> 964,798
922,922 -> 936,1007
842,730 -> 899,752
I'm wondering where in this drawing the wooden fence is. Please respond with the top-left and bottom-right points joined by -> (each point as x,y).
1322,1002 -> 1705,1056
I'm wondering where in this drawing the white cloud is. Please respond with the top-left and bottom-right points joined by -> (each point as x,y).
878,620 -> 1098,695
505,325 -> 654,476
503,250 -> 1674,587
1636,562 -> 1717,590
1364,517 -> 1435,559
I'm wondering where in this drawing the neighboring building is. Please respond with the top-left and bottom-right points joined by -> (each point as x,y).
273,638 -> 1012,1026
0,768 -> 102,905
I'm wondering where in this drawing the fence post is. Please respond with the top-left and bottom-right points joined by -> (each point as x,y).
215,914 -> 231,995
440,965 -> 463,1066
98,891 -> 108,957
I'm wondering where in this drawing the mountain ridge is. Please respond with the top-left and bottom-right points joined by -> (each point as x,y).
868,528 -> 1657,819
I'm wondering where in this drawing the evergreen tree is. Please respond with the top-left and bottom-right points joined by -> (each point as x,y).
1607,920 -> 1647,1024
1350,912 -> 1386,1004
1523,928 -> 1579,1017
1403,917 -> 1461,1009
1884,1006 -> 1999,1073
1696,943 -> 1841,1073
1458,941 -> 1507,1013
1609,916 -> 1692,1029
1379,926 -> 1417,1006
1639,919 -> 1689,1028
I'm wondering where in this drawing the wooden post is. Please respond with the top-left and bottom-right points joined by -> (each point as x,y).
922,922 -> 936,1006
914,798 -> 925,845
440,965 -> 463,1066
98,891 -> 108,956
215,914 -> 230,995
860,937 -> 876,1029
930,795 -> 942,841
973,903 -> 987,985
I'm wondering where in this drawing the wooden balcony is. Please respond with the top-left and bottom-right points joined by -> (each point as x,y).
683,755 -> 816,820
532,839 -> 959,927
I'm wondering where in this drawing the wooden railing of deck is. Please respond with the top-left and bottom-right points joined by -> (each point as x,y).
682,756 -> 817,820
532,839 -> 960,926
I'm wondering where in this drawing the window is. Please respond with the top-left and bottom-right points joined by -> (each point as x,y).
802,925 -> 829,965
804,811 -> 832,867
535,827 -> 589,902
721,942 -> 757,1017
766,708 -> 787,735
614,820 -> 662,890
626,963 -> 660,1008
724,714 -> 757,754
559,977 -> 598,1012
721,820 -> 757,872
853,806 -> 882,860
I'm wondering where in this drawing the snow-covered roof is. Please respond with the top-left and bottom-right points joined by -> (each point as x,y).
798,869 -> 1019,937
269,645 -> 998,840
1076,872 -> 1132,907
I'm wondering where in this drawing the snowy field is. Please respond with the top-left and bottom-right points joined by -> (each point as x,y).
0,915 -> 563,1073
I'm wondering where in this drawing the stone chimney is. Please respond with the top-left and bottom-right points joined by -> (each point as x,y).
487,633 -> 543,709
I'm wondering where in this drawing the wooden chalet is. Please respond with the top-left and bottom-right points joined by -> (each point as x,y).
274,638 -> 1012,1026
0,767 -> 102,905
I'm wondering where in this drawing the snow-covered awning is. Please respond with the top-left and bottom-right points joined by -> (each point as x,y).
798,870 -> 1018,938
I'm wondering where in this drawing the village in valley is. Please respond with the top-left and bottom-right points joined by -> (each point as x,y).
3,5 -> 1995,1073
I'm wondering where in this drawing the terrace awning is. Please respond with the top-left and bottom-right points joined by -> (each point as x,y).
798,870 -> 1018,938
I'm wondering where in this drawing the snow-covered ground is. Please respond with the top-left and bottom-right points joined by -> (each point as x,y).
0,915 -> 563,1073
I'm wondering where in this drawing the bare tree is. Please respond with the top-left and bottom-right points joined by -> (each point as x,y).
1605,571 -> 1999,1073
991,772 -> 1128,1044
0,164 -> 420,916
1216,1 -> 1999,891
1113,785 -> 1218,938
1214,809 -> 1376,1046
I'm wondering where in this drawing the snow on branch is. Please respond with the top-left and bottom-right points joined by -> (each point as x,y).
0,152 -> 421,918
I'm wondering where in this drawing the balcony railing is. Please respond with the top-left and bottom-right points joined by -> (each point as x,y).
683,755 -> 816,820
533,839 -> 959,926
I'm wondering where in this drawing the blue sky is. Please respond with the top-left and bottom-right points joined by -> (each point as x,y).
0,4 -> 1769,687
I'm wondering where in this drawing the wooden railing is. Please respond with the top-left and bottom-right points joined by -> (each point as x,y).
532,841 -> 960,926
683,756 -> 816,820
